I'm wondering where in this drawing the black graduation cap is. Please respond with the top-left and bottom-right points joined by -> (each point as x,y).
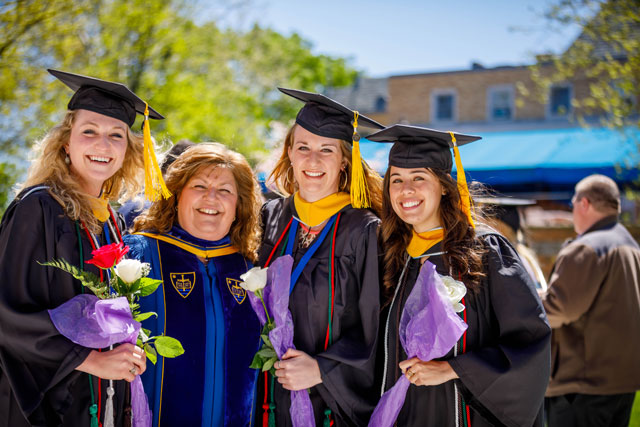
475,197 -> 536,232
366,124 -> 481,172
279,87 -> 385,209
278,87 -> 384,141
48,69 -> 164,127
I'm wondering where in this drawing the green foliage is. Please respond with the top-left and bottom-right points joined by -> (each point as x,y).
153,335 -> 185,358
0,163 -> 17,214
137,277 -> 163,297
249,321 -> 277,374
530,0 -> 640,128
0,0 -> 358,195
39,259 -> 109,298
143,342 -> 158,365
133,311 -> 157,323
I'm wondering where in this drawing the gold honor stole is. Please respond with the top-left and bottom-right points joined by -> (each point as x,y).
89,195 -> 110,222
406,228 -> 445,258
134,232 -> 239,258
293,192 -> 351,227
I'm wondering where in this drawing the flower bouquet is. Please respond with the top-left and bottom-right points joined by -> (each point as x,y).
240,255 -> 315,427
41,242 -> 184,427
368,261 -> 468,427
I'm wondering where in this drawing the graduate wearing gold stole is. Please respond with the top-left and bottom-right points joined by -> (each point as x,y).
258,89 -> 383,427
370,124 -> 550,427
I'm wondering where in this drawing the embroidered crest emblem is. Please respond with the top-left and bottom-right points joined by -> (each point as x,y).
226,278 -> 246,305
170,272 -> 195,298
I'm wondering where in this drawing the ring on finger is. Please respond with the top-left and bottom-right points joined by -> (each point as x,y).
129,366 -> 137,375
407,369 -> 414,377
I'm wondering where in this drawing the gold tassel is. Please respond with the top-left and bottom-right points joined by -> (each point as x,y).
449,132 -> 475,228
350,111 -> 370,209
143,103 -> 171,201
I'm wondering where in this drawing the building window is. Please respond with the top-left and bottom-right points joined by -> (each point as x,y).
431,89 -> 457,122
487,85 -> 514,121
375,96 -> 386,113
549,85 -> 572,117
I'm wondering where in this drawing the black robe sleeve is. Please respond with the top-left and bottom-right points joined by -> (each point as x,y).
447,233 -> 551,427
0,191 -> 91,425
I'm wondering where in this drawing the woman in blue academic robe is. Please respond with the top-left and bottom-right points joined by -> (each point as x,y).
124,143 -> 263,426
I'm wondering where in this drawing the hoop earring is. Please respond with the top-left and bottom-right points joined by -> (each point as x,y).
339,168 -> 348,191
284,165 -> 295,189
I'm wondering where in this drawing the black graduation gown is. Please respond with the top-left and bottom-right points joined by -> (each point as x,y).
258,196 -> 381,427
380,231 -> 551,427
0,187 -> 129,427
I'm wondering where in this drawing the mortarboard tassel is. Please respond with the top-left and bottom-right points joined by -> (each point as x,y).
143,103 -> 172,201
350,111 -> 370,209
449,132 -> 475,228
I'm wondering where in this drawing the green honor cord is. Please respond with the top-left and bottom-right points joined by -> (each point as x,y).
75,221 -> 99,427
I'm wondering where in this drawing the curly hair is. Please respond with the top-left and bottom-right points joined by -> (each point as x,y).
21,110 -> 145,233
268,124 -> 383,215
132,142 -> 263,263
380,168 -> 486,305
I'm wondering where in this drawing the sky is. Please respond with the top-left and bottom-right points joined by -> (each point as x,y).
227,0 -> 584,77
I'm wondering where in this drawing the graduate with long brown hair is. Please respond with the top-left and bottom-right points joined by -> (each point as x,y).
370,124 -> 551,427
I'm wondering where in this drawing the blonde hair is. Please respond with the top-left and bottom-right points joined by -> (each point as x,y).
268,124 -> 383,215
21,110 -> 144,233
133,143 -> 263,263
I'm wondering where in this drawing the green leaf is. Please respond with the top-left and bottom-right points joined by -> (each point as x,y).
138,277 -> 163,297
39,259 -> 108,298
249,352 -> 264,369
144,343 -> 158,365
262,356 -> 277,372
257,347 -> 276,359
260,334 -> 272,347
154,336 -> 185,358
134,311 -> 157,322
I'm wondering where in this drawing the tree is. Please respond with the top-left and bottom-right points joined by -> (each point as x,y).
529,0 -> 640,128
0,0 -> 358,213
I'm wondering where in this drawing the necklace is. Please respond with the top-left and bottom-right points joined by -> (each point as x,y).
298,221 -> 323,249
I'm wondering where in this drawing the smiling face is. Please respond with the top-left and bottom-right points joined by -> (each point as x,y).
66,109 -> 128,196
177,165 -> 238,241
388,166 -> 444,232
287,125 -> 345,202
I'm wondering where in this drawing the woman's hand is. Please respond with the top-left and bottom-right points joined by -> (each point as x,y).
274,348 -> 322,391
399,357 -> 458,387
76,343 -> 146,383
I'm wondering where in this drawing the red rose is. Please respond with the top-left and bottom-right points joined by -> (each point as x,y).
86,243 -> 130,270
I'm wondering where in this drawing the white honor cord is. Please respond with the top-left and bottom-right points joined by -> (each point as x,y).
380,255 -> 411,396
106,207 -> 121,244
454,342 -> 459,427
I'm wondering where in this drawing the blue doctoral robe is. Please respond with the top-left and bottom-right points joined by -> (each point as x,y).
124,225 -> 261,427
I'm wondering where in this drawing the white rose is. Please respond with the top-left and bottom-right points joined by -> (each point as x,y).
438,275 -> 467,313
240,267 -> 268,293
115,259 -> 147,284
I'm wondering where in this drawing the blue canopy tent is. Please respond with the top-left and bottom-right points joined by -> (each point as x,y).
359,126 -> 640,200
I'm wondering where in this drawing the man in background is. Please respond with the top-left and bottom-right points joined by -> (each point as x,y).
542,174 -> 640,426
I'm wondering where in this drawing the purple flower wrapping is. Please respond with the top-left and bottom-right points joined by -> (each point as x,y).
369,261 -> 468,427
265,255 -> 315,427
49,294 -> 152,427
247,284 -> 269,325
